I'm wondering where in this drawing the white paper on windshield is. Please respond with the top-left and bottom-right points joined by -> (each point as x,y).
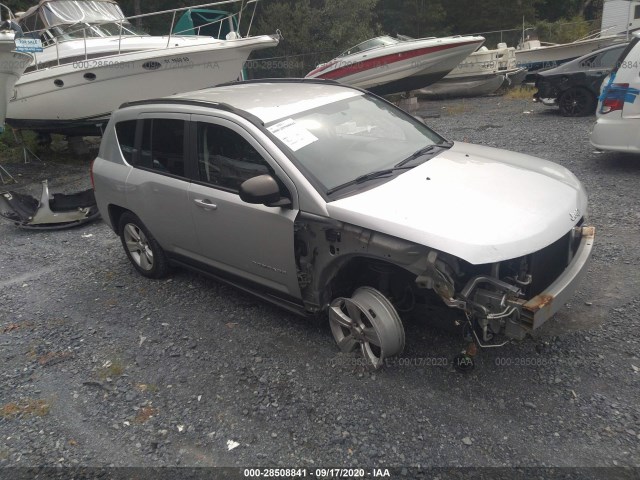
267,118 -> 318,151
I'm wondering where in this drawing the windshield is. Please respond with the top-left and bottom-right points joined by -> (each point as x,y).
339,36 -> 399,57
49,20 -> 144,40
41,1 -> 125,27
266,95 -> 444,194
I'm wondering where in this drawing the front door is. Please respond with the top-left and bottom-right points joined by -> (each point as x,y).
187,115 -> 301,299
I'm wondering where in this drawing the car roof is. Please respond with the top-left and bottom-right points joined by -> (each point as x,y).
156,80 -> 365,125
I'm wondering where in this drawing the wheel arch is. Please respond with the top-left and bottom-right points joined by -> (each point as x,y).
107,204 -> 130,235
314,254 -> 420,312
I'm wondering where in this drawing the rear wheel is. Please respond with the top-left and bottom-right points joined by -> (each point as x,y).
329,286 -> 405,369
558,87 -> 596,117
118,212 -> 169,279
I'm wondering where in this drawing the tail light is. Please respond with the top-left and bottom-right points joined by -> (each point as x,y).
90,159 -> 95,190
600,83 -> 629,114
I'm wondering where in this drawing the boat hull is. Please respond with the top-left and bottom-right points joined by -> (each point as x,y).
6,35 -> 278,135
515,35 -> 624,73
415,72 -> 506,99
306,37 -> 484,95
0,38 -> 31,131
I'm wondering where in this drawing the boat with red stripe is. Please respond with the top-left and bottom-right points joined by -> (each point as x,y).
305,34 -> 485,95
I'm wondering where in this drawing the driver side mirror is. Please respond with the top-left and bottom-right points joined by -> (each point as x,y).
239,174 -> 291,207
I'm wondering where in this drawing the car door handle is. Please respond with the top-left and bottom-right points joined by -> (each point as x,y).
193,198 -> 217,210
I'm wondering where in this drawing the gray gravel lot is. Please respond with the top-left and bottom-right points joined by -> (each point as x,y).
1,95 -> 639,472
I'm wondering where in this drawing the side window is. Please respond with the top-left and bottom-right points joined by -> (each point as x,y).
635,5 -> 640,19
196,122 -> 271,191
580,55 -> 597,68
598,47 -> 626,69
115,120 -> 137,164
139,119 -> 186,177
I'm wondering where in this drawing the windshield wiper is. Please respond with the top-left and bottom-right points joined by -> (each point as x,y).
326,141 -> 453,196
354,166 -> 414,183
395,141 -> 453,168
326,165 -> 414,195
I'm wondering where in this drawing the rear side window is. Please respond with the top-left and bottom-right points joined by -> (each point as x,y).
115,120 -> 137,164
599,46 -> 627,69
139,119 -> 186,177
612,39 -> 639,74
580,54 -> 597,68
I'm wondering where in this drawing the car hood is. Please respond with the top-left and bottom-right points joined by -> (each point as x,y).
326,142 -> 588,265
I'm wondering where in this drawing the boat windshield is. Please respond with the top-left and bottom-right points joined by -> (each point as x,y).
34,1 -> 145,39
339,36 -> 400,57
41,1 -> 125,27
48,20 -> 144,40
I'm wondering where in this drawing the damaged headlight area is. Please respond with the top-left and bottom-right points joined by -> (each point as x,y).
295,215 -> 594,353
415,225 -> 595,343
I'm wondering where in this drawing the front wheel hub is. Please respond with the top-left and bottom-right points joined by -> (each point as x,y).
329,286 -> 405,369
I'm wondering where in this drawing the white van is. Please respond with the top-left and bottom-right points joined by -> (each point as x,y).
590,34 -> 640,153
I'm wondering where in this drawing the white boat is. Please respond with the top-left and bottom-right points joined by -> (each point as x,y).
416,43 -> 527,98
0,6 -> 32,132
5,0 -> 279,136
512,1 -> 640,78
515,31 -> 625,75
305,34 -> 485,95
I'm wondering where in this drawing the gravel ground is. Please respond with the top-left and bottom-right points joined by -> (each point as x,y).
1,95 -> 639,474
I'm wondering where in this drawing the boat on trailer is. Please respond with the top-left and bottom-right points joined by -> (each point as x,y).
4,0 -> 278,136
305,34 -> 485,96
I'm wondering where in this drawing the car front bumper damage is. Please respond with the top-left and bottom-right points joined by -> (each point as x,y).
518,225 -> 594,331
418,226 -> 595,342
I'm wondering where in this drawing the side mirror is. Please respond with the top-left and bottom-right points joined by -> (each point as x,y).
239,174 -> 290,207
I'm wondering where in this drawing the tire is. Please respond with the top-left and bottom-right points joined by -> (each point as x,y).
118,212 -> 169,279
558,87 -> 596,117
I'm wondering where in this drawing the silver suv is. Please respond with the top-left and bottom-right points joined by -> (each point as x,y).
92,79 -> 594,368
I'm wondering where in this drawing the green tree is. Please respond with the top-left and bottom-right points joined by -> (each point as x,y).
444,0 -> 539,34
376,0 -> 449,38
253,0 -> 379,76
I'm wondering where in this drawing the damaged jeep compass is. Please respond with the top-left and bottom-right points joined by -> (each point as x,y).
92,79 -> 594,369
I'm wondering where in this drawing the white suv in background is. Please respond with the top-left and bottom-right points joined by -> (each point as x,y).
591,34 -> 640,153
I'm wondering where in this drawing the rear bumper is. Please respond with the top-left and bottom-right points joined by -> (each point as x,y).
519,226 -> 595,330
591,116 -> 640,152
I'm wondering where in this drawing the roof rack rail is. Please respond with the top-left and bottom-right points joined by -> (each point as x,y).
118,98 -> 264,126
216,77 -> 343,88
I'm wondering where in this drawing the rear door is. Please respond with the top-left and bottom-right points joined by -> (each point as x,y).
187,114 -> 302,298
124,113 -> 200,255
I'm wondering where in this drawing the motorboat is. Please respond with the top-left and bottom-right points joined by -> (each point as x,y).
513,0 -> 640,79
305,34 -> 485,95
515,29 -> 625,76
416,43 -> 527,98
0,5 -> 32,132
5,0 -> 279,136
